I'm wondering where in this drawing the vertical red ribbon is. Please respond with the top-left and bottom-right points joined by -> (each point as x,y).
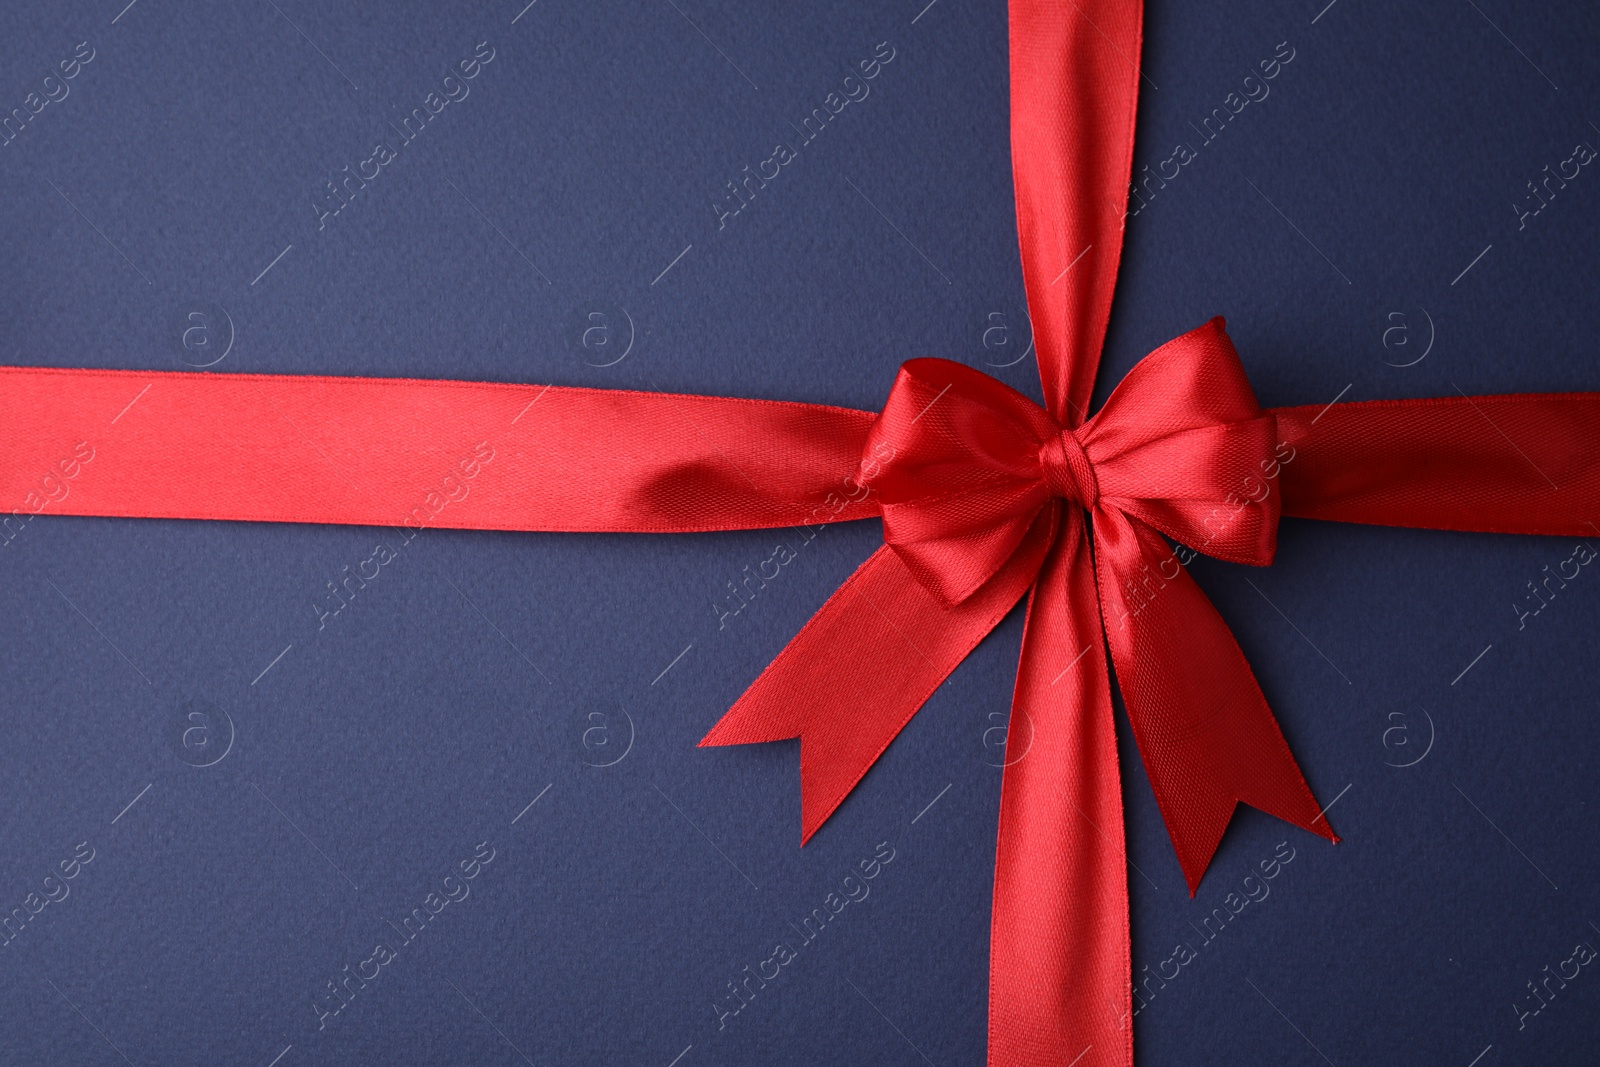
990,3 -> 1144,1064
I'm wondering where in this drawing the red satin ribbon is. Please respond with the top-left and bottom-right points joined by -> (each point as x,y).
5,2 -> 1600,1065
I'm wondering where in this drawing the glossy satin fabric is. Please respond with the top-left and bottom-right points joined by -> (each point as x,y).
0,366 -> 879,532
11,366 -> 1589,545
6,1 -> 1600,1064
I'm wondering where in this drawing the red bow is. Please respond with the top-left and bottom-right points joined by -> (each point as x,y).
704,318 -> 1332,893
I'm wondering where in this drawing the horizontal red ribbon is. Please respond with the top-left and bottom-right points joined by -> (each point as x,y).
8,365 -> 1593,540
0,366 -> 877,533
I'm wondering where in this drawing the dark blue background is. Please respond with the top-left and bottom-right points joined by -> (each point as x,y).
2,1 -> 1598,1064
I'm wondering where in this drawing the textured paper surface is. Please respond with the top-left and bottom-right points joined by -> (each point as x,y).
1,1 -> 1598,1063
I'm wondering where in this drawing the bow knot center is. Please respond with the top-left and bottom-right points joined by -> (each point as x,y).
1039,429 -> 1099,507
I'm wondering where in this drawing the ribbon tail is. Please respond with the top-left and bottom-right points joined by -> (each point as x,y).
1093,507 -> 1336,895
990,509 -> 1131,1067
701,515 -> 1055,844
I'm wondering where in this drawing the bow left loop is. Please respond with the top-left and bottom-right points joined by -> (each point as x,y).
864,358 -> 1063,606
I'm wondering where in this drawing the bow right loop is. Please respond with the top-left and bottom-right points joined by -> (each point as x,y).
1078,318 -> 1282,567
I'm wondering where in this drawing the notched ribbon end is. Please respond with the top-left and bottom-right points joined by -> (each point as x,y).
1172,790 -> 1342,898
696,718 -> 828,848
